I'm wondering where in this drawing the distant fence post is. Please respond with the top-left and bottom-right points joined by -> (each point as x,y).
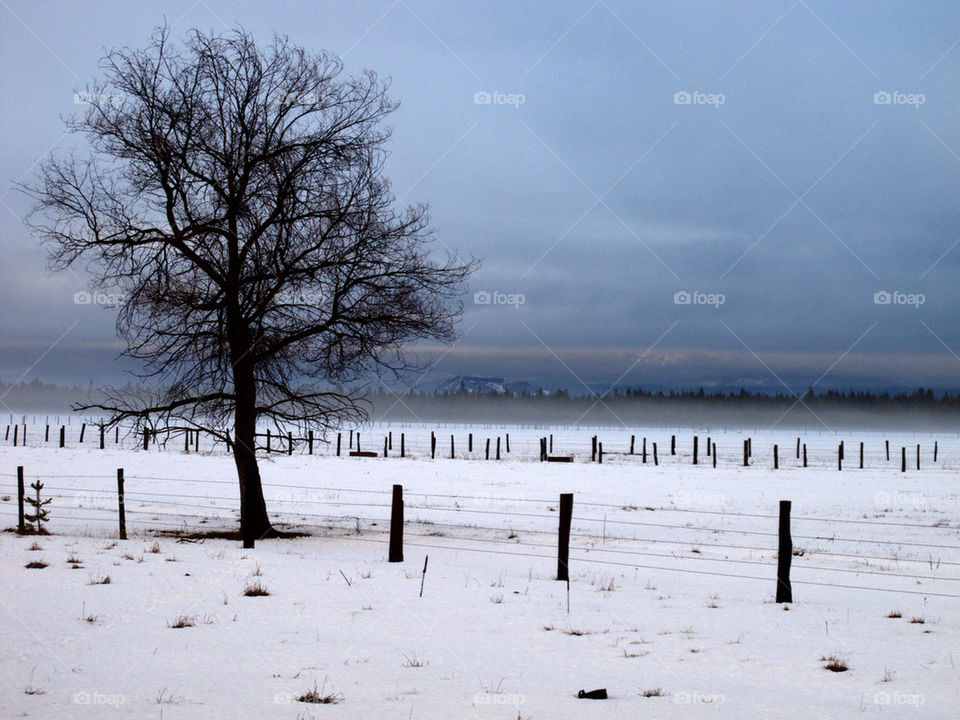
802,443 -> 807,468
13,424 -> 18,447
557,492 -> 573,582
468,433 -> 473,452
630,435 -> 635,455
838,444 -> 842,471
288,431 -> 293,456
388,431 -> 393,450
450,434 -> 454,459
693,436 -> 698,465
712,442 -> 717,468
430,432 -> 436,459
485,438 -> 490,460
796,437 -> 800,459
400,433 -> 405,458
17,466 -> 25,532
916,444 -> 920,470
100,427 -> 105,450
79,423 -> 86,443
776,500 -> 792,603
336,432 -> 341,457
506,433 -> 510,453
142,429 -> 149,451
652,442 -> 658,465
671,435 -> 676,455
773,444 -> 778,469
384,436 -> 388,458
642,437 -> 647,463
743,440 -> 749,467
308,429 -> 314,455
885,440 -> 890,461
598,441 -> 603,464
45,425 -> 50,443
496,436 -> 501,460
859,442 -> 864,469
901,447 -> 906,472
934,441 -> 938,462
117,468 -> 127,540
266,429 -> 272,453
591,436 -> 597,462
389,484 -> 403,563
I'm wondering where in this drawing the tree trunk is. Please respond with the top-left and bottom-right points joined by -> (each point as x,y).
228,303 -> 273,546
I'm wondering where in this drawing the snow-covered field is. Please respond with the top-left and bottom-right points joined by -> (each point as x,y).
1,424 -> 958,718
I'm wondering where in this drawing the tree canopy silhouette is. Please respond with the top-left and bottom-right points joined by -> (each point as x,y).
24,26 -> 475,546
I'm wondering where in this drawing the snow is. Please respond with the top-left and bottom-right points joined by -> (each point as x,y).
1,424 -> 958,718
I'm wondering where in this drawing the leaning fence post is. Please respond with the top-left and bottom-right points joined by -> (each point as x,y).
652,442 -> 659,465
17,466 -> 25,532
776,500 -> 792,603
389,484 -> 403,562
557,492 -> 573,581
117,468 -> 127,540
79,423 -> 86,443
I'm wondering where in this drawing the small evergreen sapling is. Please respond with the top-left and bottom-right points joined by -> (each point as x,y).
24,480 -> 52,533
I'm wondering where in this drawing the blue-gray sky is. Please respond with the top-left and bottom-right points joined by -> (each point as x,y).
2,1 -> 960,394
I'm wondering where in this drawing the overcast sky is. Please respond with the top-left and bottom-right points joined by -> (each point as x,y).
2,1 -> 960,394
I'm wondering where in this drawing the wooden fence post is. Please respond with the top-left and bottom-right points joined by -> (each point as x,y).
506,433 -> 510,453
17,466 -> 25,532
100,427 -> 105,450
712,442 -> 717,468
901,447 -> 906,472
693,436 -> 698,465
142,429 -> 149,451
630,435 -> 635,455
485,438 -> 490,460
743,440 -> 749,467
838,444 -> 842,471
308,429 -> 314,455
430,432 -> 436,459
653,442 -> 658,465
349,428 -> 353,449
557,493 -> 573,582
336,432 -> 341,457
776,500 -> 792,603
916,444 -> 920,470
117,468 -> 127,540
384,436 -> 389,458
496,436 -> 501,460
389,484 -> 404,562
13,424 -> 17,447
885,440 -> 890,461
934,441 -> 938,462
859,442 -> 864,469
598,441 -> 603,464
288,431 -> 293,456
468,433 -> 473,452
642,437 -> 647,463
591,436 -> 597,462
773,444 -> 779,469
388,431 -> 393,450
802,443 -> 807,468
671,435 -> 676,455
115,426 -> 119,445
401,433 -> 405,458
450,434 -> 454,459
45,425 -> 50,443
549,434 -> 553,454
357,432 -> 361,453
796,437 -> 800,459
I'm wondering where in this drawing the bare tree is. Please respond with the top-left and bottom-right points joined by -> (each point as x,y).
23,27 -> 475,546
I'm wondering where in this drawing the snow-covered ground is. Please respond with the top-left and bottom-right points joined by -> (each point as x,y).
1,424 -> 958,718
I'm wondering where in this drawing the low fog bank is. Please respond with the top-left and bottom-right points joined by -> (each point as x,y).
3,380 -> 957,432
369,392 -> 960,432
